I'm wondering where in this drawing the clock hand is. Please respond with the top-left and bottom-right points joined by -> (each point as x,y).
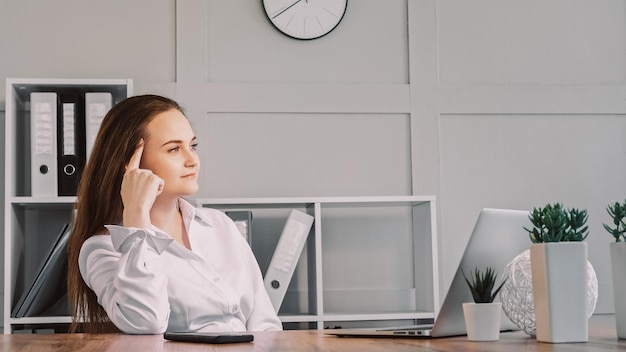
272,0 -> 303,19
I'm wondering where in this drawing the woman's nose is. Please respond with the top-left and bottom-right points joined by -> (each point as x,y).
184,149 -> 199,167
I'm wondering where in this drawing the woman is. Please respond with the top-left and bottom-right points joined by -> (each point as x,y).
67,94 -> 282,334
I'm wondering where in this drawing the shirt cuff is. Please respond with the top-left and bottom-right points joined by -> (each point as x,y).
106,225 -> 174,254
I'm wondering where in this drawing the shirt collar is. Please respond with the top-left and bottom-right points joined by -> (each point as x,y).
178,198 -> 215,227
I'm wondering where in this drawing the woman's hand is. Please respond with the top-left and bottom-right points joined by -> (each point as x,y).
121,139 -> 164,229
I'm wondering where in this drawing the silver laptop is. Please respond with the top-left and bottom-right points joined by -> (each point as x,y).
326,208 -> 532,338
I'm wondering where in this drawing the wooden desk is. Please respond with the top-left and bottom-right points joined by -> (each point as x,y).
0,315 -> 623,351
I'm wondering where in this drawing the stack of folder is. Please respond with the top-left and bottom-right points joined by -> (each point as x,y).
12,223 -> 72,318
30,91 -> 112,197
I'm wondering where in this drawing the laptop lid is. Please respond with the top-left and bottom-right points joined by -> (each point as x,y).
430,208 -> 531,337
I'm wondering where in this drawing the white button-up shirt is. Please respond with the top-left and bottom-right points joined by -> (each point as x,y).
79,199 -> 282,334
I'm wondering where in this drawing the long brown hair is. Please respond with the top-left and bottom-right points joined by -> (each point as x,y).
67,94 -> 184,333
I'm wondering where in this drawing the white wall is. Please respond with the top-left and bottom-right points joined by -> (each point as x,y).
436,0 -> 626,313
1,0 -> 625,314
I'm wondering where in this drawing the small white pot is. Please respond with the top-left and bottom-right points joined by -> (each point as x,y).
610,241 -> 626,339
462,302 -> 502,341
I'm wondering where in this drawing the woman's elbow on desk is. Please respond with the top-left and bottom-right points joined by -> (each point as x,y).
108,305 -> 170,335
115,318 -> 169,335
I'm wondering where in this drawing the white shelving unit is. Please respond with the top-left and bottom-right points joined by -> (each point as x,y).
3,80 -> 438,332
197,195 -> 439,330
3,78 -> 132,333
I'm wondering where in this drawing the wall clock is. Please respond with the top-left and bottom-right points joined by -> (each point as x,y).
262,0 -> 348,40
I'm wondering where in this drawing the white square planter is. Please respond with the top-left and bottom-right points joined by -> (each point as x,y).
610,242 -> 626,339
530,242 -> 588,343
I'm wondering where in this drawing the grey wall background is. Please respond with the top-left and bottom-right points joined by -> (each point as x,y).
1,0 -> 625,316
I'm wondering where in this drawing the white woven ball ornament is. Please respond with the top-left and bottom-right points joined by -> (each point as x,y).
499,249 -> 598,336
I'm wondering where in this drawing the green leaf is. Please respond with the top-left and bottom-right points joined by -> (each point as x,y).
604,200 -> 626,242
462,267 -> 507,304
525,202 -> 588,243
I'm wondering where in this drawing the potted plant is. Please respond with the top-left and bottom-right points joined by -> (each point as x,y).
603,200 -> 626,339
524,203 -> 589,343
461,267 -> 507,341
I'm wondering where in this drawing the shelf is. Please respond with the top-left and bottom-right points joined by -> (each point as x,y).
10,197 -> 77,203
10,316 -> 72,325
10,197 -> 76,208
278,315 -> 321,323
197,195 -> 435,206
6,312 -> 435,329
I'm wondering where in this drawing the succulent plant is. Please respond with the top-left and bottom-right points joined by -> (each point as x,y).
524,203 -> 588,243
566,207 -> 589,242
603,200 -> 626,242
462,267 -> 507,304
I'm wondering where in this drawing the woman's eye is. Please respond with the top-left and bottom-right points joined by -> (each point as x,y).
191,143 -> 198,150
168,146 -> 180,152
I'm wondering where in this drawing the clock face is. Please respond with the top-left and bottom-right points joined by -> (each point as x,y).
262,0 -> 348,40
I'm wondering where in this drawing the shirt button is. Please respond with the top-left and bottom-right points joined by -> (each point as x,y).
231,305 -> 239,314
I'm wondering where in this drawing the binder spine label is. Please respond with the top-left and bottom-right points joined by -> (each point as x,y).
85,92 -> 112,160
30,93 -> 59,197
62,104 -> 76,156
57,92 -> 85,196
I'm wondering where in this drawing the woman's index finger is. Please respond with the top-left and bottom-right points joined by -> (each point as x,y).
126,139 -> 144,171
